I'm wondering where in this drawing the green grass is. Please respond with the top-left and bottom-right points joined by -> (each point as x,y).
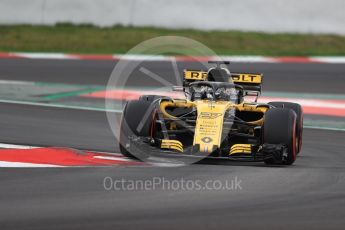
1,24 -> 345,56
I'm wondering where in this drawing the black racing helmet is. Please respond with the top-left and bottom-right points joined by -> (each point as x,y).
207,67 -> 231,82
207,61 -> 231,82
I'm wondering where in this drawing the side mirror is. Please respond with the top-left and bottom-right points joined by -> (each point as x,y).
172,86 -> 184,92
245,91 -> 259,97
244,91 -> 260,102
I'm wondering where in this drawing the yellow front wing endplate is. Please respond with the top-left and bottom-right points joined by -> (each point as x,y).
161,140 -> 184,153
229,144 -> 252,155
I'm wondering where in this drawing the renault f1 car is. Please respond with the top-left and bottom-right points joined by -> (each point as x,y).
119,61 -> 303,165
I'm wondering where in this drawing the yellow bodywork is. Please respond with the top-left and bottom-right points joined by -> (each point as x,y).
159,99 -> 268,153
193,101 -> 229,153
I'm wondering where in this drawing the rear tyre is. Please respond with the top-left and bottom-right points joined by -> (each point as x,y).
119,100 -> 154,160
268,102 -> 303,154
263,108 -> 297,165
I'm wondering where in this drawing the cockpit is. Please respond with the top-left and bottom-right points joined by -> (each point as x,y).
188,82 -> 244,104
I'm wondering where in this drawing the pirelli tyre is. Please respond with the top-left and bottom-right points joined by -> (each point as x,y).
268,102 -> 303,154
263,108 -> 297,165
119,100 -> 154,160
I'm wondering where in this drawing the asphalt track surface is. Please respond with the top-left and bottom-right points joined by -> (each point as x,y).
0,59 -> 345,229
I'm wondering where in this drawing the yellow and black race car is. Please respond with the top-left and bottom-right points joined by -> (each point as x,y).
119,61 -> 303,165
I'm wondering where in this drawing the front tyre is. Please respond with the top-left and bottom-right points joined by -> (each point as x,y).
263,108 -> 297,165
268,102 -> 303,154
119,100 -> 154,160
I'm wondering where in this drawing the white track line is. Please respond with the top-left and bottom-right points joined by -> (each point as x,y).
0,143 -> 131,168
0,99 -> 121,113
93,156 -> 133,162
311,57 -> 345,63
0,161 -> 62,168
0,143 -> 124,156
304,126 -> 345,132
14,53 -> 78,60
2,52 -> 345,63
0,143 -> 39,149
0,80 -> 36,85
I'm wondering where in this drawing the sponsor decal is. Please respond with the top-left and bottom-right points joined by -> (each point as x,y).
184,71 -> 207,80
231,74 -> 262,84
198,112 -> 223,119
201,137 -> 213,143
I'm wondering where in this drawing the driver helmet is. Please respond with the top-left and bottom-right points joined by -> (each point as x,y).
207,67 -> 231,82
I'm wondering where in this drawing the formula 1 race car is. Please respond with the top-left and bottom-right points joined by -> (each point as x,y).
119,61 -> 303,165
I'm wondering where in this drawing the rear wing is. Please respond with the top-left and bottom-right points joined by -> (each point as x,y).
183,70 -> 263,93
231,72 -> 263,93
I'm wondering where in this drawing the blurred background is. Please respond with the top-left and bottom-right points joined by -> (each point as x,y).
1,0 -> 345,33
0,0 -> 345,55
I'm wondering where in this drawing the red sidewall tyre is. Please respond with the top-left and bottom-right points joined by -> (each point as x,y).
263,108 -> 297,165
268,102 -> 303,154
